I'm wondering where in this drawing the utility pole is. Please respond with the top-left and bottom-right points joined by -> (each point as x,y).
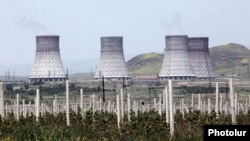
65,68 -> 69,80
102,76 -> 105,104
7,70 -> 10,81
113,80 -> 116,102
122,77 -> 127,102
13,71 -> 15,82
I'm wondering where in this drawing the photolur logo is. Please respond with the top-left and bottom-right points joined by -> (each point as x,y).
204,125 -> 250,141
208,129 -> 247,136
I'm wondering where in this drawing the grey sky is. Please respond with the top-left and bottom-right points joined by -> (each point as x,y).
0,0 -> 250,75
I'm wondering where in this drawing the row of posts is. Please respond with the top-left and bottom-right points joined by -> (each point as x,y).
0,78 -> 241,137
116,80 -> 174,136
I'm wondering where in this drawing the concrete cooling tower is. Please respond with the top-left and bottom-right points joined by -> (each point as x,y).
188,37 -> 215,79
29,35 -> 66,82
94,36 -> 131,80
159,35 -> 196,80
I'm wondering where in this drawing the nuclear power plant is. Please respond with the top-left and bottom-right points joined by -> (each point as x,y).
159,35 -> 214,80
26,34 -> 214,83
94,36 -> 131,80
29,35 -> 67,82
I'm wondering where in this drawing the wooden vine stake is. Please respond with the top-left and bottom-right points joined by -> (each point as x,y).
117,94 -> 120,128
36,89 -> 40,122
198,94 -> 201,111
208,98 -> 211,114
121,89 -> 124,122
158,94 -> 162,116
163,89 -> 166,111
215,82 -> 219,118
229,78 -> 236,125
53,95 -> 58,115
154,98 -> 157,110
127,93 -> 131,122
168,80 -> 174,137
16,94 -> 19,121
66,80 -> 70,126
165,87 -> 169,124
0,82 -> 5,118
191,94 -> 194,111
23,100 -> 26,118
80,89 -> 83,116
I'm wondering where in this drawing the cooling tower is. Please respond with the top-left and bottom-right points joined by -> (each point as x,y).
188,37 -> 215,79
159,35 -> 195,80
29,35 -> 66,82
94,36 -> 131,80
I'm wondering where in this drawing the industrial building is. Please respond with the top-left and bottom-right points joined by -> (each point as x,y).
29,35 -> 67,82
188,37 -> 215,79
94,36 -> 131,80
159,35 -> 215,80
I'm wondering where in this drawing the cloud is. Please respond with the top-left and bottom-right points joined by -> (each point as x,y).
162,12 -> 184,35
10,1 -> 53,35
14,14 -> 51,35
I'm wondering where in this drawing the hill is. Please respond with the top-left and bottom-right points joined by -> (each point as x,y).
126,53 -> 164,76
209,43 -> 250,77
127,43 -> 250,78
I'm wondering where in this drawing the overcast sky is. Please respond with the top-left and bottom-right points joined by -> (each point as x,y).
0,0 -> 250,75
